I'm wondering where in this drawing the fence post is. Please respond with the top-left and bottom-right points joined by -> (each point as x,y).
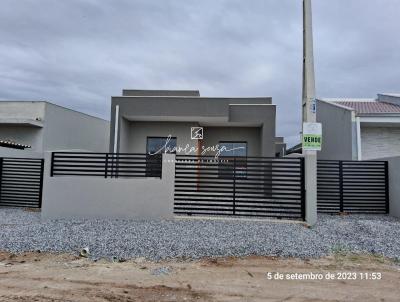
0,158 -> 3,202
105,153 -> 109,178
38,159 -> 45,208
50,152 -> 55,177
339,161 -> 344,213
233,157 -> 236,216
385,161 -> 389,214
300,158 -> 306,221
116,153 -> 119,178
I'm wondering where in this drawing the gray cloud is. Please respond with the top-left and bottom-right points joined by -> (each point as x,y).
0,0 -> 399,146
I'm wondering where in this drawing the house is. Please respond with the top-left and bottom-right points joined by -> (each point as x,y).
43,89 -> 305,220
317,93 -> 400,160
0,101 -> 110,153
275,137 -> 287,157
109,89 -> 280,158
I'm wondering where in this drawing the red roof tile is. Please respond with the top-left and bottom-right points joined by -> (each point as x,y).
334,101 -> 400,114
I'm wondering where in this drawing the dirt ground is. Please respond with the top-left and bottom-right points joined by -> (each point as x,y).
0,251 -> 399,302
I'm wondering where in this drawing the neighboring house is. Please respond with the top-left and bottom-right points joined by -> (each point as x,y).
275,137 -> 287,157
0,101 -> 110,153
109,89 -> 279,158
317,93 -> 400,160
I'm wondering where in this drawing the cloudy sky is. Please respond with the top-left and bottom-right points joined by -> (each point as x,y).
1,0 -> 399,146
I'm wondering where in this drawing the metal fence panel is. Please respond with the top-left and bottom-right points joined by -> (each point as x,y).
0,158 -> 44,208
51,152 -> 162,178
174,155 -> 305,220
317,160 -> 388,214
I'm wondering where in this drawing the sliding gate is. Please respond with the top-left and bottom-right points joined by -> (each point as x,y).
174,156 -> 305,220
317,160 -> 389,214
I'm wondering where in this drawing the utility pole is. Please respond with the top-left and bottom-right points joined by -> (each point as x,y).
302,0 -> 317,225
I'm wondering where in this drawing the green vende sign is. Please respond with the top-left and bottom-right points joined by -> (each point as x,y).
302,122 -> 322,151
303,134 -> 322,149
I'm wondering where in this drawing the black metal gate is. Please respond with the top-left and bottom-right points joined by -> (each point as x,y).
174,155 -> 305,220
317,160 -> 389,214
0,158 -> 44,208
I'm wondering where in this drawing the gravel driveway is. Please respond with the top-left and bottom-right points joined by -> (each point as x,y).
0,208 -> 399,261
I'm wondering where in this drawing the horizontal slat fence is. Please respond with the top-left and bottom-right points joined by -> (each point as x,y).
0,158 -> 44,208
174,155 -> 305,220
317,160 -> 388,214
51,152 -> 162,178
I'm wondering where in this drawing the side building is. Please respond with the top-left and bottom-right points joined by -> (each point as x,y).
317,93 -> 400,160
0,101 -> 110,154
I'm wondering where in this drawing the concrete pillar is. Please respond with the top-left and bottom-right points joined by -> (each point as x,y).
302,0 -> 317,225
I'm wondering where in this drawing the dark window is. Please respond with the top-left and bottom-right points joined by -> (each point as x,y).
146,137 -> 177,177
146,137 -> 177,155
219,142 -> 247,157
218,141 -> 247,179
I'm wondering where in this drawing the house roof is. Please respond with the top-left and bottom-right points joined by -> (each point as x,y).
333,101 -> 400,114
379,93 -> 400,98
0,139 -> 31,150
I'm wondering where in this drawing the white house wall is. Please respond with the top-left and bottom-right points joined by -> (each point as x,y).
381,156 -> 400,218
43,103 -> 110,152
0,102 -> 45,151
126,121 -> 198,154
0,101 -> 45,120
361,127 -> 400,160
316,100 -> 355,160
201,127 -> 261,157
41,153 -> 176,220
0,125 -> 43,152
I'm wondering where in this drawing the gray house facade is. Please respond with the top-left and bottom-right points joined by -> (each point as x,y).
109,90 -> 278,158
0,101 -> 110,153
317,93 -> 400,160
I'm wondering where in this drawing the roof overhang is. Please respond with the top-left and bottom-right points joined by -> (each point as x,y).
0,118 -> 43,127
359,115 -> 400,127
124,115 -> 228,123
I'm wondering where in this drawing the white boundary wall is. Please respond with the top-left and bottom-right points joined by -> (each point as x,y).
383,156 -> 400,218
0,147 -> 43,159
41,153 -> 175,220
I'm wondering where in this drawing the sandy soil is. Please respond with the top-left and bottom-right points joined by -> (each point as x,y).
0,251 -> 399,302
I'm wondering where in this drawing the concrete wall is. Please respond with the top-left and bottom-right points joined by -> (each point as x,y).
361,127 -> 400,160
0,101 -> 45,151
0,101 -> 110,152
0,125 -> 43,152
109,96 -> 274,154
122,90 -> 200,97
0,101 -> 45,120
125,121 -> 198,154
229,104 -> 276,157
41,153 -> 175,220
201,127 -> 261,156
382,156 -> 400,218
0,147 -> 43,158
122,121 -> 263,157
43,103 -> 110,152
317,100 -> 355,160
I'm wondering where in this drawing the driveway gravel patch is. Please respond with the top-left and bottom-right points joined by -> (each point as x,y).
0,209 -> 399,260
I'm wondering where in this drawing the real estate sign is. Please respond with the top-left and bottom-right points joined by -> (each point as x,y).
303,122 -> 322,151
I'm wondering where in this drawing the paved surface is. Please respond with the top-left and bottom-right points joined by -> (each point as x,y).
0,209 -> 399,260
